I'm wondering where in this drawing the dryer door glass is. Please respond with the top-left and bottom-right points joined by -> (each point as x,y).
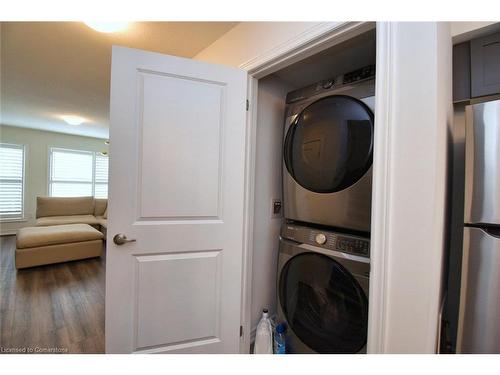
284,95 -> 374,193
279,252 -> 368,353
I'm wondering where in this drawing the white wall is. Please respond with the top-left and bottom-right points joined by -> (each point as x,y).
0,125 -> 108,234
251,75 -> 293,333
195,22 -> 332,68
450,22 -> 496,36
450,22 -> 499,43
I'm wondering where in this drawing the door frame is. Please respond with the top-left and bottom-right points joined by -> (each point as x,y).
239,21 -> 451,353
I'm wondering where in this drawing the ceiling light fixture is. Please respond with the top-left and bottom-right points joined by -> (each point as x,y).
61,115 -> 86,126
84,22 -> 130,33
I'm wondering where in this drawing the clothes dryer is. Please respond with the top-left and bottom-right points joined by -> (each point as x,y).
283,65 -> 375,232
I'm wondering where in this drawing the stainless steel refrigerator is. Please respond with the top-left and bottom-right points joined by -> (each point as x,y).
457,99 -> 500,353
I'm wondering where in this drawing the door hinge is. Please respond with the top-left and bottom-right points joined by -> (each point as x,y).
246,99 -> 249,111
240,325 -> 243,337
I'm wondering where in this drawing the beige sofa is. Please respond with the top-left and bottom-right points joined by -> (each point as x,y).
35,196 -> 108,237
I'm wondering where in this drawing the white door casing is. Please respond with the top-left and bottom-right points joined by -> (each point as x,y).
367,22 -> 451,353
106,46 -> 247,353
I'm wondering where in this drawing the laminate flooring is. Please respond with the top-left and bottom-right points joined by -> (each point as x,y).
0,235 -> 105,354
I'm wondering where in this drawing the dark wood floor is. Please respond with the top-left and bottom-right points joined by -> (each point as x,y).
0,235 -> 105,353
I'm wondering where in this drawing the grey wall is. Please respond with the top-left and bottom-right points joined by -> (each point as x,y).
0,125 -> 108,234
251,75 -> 293,333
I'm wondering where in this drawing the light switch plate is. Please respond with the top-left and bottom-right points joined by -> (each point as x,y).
271,198 -> 282,219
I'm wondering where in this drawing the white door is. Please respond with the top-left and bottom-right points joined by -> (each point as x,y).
106,46 -> 248,353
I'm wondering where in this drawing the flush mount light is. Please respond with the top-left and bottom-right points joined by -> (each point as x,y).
84,22 -> 129,33
61,115 -> 86,126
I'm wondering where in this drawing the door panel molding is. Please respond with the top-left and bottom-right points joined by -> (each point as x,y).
136,69 -> 226,220
133,250 -> 222,352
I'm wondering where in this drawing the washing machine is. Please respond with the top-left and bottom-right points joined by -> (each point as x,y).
283,65 -> 375,232
277,222 -> 370,354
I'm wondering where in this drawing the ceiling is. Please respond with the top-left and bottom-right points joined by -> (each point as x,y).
0,22 -> 238,139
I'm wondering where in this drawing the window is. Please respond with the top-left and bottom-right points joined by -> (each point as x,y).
49,148 -> 109,198
0,143 -> 25,220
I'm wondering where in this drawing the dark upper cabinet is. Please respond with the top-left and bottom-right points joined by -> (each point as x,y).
471,31 -> 500,98
453,42 -> 471,102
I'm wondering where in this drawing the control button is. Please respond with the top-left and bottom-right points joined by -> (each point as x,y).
322,80 -> 333,89
315,233 -> 327,245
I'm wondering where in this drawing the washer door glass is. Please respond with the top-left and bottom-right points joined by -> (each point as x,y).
279,252 -> 368,353
284,95 -> 374,193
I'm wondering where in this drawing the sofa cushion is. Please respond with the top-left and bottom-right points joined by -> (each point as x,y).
36,196 -> 94,218
36,215 -> 99,227
96,216 -> 107,228
16,224 -> 103,249
94,198 -> 108,217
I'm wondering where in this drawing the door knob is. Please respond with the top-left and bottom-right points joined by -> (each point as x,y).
113,233 -> 137,245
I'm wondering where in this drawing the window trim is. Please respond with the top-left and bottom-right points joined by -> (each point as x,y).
0,143 -> 26,222
48,147 -> 108,198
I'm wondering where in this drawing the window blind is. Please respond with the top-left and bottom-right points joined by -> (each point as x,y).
94,154 -> 109,199
49,148 -> 108,198
0,144 -> 25,219
49,149 -> 93,197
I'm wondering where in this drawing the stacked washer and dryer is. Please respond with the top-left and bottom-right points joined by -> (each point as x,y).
277,65 -> 375,354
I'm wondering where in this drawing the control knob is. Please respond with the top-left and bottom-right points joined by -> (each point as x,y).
315,233 -> 327,245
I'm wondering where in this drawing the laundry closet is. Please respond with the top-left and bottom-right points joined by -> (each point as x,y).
249,27 -> 376,353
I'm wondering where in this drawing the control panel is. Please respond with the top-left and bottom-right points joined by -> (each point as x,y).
281,223 -> 370,258
343,65 -> 376,84
286,63 -> 376,104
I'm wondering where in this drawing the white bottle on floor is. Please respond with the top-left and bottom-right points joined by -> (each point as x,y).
253,309 -> 273,354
